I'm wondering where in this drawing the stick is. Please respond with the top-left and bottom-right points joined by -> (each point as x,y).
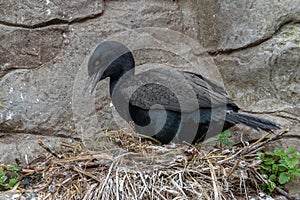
38,140 -> 64,159
208,160 -> 221,200
72,166 -> 102,183
227,160 -> 240,178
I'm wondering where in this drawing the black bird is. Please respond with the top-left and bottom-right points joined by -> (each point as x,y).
84,41 -> 280,144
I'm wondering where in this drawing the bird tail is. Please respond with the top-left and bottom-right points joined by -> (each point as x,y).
226,112 -> 280,131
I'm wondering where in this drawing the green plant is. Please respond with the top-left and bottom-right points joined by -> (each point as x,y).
217,130 -> 234,147
257,147 -> 300,194
0,164 -> 21,190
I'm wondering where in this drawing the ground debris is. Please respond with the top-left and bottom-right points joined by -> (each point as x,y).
1,129 -> 290,199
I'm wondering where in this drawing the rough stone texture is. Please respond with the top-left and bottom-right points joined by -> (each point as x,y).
0,25 -> 72,136
215,23 -> 300,146
0,190 -> 39,200
0,133 -> 71,168
0,0 -> 299,195
0,0 -> 104,27
196,0 -> 300,51
0,190 -> 21,200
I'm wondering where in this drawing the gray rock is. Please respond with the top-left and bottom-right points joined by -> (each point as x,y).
215,23 -> 300,110
197,0 -> 300,51
0,0 -> 103,27
0,133 -> 70,165
285,176 -> 300,198
0,25 -> 71,137
0,190 -> 22,200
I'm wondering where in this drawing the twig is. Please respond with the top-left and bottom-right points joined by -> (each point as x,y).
115,168 -> 119,200
72,166 -> 102,183
250,131 -> 273,147
60,141 -> 76,149
208,160 -> 221,200
171,179 -> 187,198
38,140 -> 64,159
245,146 -> 264,156
227,160 -> 240,178
98,160 -> 117,196
245,129 -> 288,154
124,170 -> 138,198
241,170 -> 248,200
136,133 -> 161,144
240,132 -> 246,147
207,155 -> 227,159
275,187 -> 296,200
153,188 -> 168,200
218,148 -> 244,164
82,183 -> 98,200
137,171 -> 150,199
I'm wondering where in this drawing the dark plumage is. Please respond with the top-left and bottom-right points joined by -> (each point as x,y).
84,41 -> 280,144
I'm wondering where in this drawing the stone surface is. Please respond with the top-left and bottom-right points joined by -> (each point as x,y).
0,133 -> 72,165
0,25 -> 72,137
0,0 -> 104,27
0,190 -> 21,200
0,190 -> 40,200
0,2 -> 299,196
285,176 -> 300,198
215,23 -> 300,118
197,0 -> 300,51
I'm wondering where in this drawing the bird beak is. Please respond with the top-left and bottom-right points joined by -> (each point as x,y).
82,66 -> 106,96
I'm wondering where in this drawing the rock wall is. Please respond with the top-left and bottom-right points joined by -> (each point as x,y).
0,0 -> 299,180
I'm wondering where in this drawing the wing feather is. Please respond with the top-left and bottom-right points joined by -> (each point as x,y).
112,68 -> 238,113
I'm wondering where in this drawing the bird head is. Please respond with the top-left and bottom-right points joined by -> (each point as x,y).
83,41 -> 135,95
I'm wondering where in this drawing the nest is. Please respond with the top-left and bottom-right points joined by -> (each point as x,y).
1,128 -> 291,199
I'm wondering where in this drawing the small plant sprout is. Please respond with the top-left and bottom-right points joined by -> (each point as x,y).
257,147 -> 300,194
217,130 -> 234,147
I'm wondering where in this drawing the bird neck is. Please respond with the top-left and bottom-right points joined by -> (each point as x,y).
109,53 -> 135,96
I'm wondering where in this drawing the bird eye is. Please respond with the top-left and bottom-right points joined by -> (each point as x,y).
95,60 -> 100,66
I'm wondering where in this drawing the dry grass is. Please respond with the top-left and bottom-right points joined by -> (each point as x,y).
2,128 -> 289,199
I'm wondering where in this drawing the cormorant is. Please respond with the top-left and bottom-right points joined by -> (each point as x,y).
83,41 -> 280,144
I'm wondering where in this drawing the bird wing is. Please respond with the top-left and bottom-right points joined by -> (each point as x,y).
112,68 -> 238,113
181,71 -> 238,109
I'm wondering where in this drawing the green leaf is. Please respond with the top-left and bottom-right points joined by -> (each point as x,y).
287,147 -> 296,154
195,143 -> 202,147
0,175 -> 7,184
274,148 -> 287,158
259,147 -> 300,193
222,130 -> 231,137
264,158 -> 275,165
293,169 -> 300,176
266,151 -> 274,156
260,169 -> 266,176
284,157 -> 299,169
279,172 -> 291,184
257,151 -> 263,155
261,183 -> 268,191
7,165 -> 21,172
294,153 -> 300,159
267,181 -> 276,193
257,152 -> 265,160
261,164 -> 271,170
269,174 -> 277,181
0,169 -> 6,176
272,164 -> 278,173
277,164 -> 288,172
257,151 -> 263,156
288,169 -> 300,178
5,178 -> 18,189
218,130 -> 234,146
